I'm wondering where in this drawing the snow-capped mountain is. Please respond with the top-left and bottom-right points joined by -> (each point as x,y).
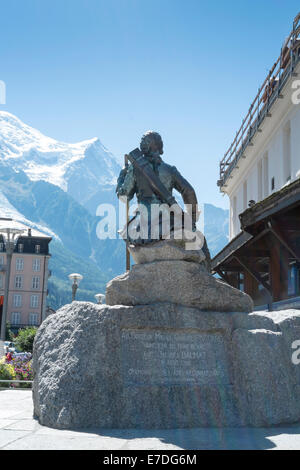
0,111 -> 229,310
0,189 -> 60,240
0,111 -> 125,308
0,111 -> 121,212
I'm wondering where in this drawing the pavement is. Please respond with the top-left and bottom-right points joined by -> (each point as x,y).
2,390 -> 300,450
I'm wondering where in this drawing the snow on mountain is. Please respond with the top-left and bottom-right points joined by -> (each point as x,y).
0,111 -> 230,310
0,189 -> 60,240
0,111 -> 121,193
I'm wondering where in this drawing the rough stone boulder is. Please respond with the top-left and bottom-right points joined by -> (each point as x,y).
33,302 -> 300,429
32,240 -> 298,430
129,238 -> 207,265
106,260 -> 253,313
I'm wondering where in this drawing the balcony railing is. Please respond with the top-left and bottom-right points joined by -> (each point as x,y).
218,13 -> 300,188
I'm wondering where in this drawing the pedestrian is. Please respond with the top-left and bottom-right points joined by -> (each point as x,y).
5,351 -> 13,362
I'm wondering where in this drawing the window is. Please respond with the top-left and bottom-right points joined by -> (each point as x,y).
288,265 -> 297,296
29,313 -> 39,326
15,275 -> 23,289
0,275 -> 3,289
18,244 -> 24,253
30,295 -> 39,308
32,258 -> 41,272
35,245 -> 40,254
13,294 -> 22,307
11,312 -> 21,325
0,255 -> 4,265
239,273 -> 245,292
16,258 -> 24,271
32,276 -> 40,289
0,243 -> 4,252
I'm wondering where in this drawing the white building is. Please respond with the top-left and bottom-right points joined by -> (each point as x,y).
212,13 -> 300,310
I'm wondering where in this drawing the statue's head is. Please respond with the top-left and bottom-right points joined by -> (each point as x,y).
140,131 -> 163,156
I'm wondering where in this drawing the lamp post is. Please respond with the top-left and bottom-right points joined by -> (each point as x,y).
68,273 -> 83,302
0,228 -> 24,341
94,293 -> 105,305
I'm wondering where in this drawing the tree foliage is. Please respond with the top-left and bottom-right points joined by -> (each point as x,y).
14,327 -> 38,353
5,322 -> 14,341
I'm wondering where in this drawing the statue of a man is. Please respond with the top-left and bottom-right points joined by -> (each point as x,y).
116,130 -> 210,263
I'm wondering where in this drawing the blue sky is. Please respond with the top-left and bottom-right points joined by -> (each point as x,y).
0,0 -> 299,209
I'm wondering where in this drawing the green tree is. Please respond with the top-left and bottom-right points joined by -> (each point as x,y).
5,322 -> 14,341
14,327 -> 38,353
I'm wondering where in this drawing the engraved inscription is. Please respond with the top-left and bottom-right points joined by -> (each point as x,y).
121,330 -> 229,386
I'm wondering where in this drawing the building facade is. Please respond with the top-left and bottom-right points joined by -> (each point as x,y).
0,219 -> 51,332
212,13 -> 300,310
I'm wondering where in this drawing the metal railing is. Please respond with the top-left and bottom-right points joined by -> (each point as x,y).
0,379 -> 33,390
218,13 -> 300,187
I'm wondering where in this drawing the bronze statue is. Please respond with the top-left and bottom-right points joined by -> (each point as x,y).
117,131 -> 210,263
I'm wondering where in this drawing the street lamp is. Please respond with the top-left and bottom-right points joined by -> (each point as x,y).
94,293 -> 105,304
0,228 -> 24,341
68,273 -> 83,302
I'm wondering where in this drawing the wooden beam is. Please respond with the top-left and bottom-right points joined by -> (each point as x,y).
246,249 -> 270,258
240,180 -> 300,230
215,268 -> 231,285
279,217 -> 300,230
219,261 -> 269,272
238,257 -> 272,293
279,224 -> 300,232
269,220 -> 300,262
233,255 -> 273,310
214,266 -> 243,273
280,246 -> 290,300
246,227 -> 271,245
229,272 -> 240,289
244,270 -> 258,299
268,236 -> 281,302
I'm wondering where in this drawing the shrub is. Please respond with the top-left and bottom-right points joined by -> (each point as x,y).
11,356 -> 33,389
14,327 -> 38,353
0,358 -> 16,388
